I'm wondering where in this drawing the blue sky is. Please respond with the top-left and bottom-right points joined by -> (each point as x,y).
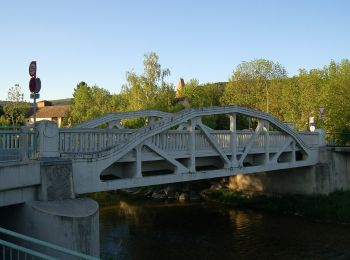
0,0 -> 349,101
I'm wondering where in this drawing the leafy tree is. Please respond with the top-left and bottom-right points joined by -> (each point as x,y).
0,116 -> 10,126
3,84 -> 29,126
221,59 -> 287,112
121,52 -> 175,112
182,79 -> 203,107
64,82 -> 115,125
322,59 -> 350,134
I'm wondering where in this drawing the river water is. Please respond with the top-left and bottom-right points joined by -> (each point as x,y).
100,199 -> 350,260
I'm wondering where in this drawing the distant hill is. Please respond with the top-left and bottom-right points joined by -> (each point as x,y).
0,98 -> 72,107
49,98 -> 72,106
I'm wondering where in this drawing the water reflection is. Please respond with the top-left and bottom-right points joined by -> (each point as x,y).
100,199 -> 350,260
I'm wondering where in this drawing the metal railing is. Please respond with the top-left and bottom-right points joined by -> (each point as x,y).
0,227 -> 100,260
327,132 -> 350,147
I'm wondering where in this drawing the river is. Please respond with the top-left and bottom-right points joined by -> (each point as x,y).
100,198 -> 350,260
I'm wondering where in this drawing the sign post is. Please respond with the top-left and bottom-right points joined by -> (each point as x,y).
29,61 -> 41,126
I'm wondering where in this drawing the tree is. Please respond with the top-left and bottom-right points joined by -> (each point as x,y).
322,59 -> 350,134
3,84 -> 29,126
221,59 -> 287,112
64,82 -> 115,126
121,52 -> 175,112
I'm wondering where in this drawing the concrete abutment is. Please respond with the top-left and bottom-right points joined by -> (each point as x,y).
0,156 -> 100,257
228,148 -> 350,195
1,199 -> 100,259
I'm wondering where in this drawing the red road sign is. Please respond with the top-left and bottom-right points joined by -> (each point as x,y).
29,77 -> 41,93
29,61 -> 37,77
35,78 -> 41,93
29,77 -> 36,92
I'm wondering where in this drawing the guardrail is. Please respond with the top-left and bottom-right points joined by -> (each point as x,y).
327,132 -> 350,147
0,227 -> 100,260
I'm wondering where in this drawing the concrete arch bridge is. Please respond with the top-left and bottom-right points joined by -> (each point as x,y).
56,106 -> 322,194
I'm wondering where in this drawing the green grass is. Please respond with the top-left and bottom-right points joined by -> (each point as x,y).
204,189 -> 350,223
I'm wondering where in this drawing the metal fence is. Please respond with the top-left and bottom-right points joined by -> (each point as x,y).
327,132 -> 350,147
0,227 -> 100,260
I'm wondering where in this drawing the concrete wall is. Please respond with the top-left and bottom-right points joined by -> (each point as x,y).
0,162 -> 40,207
228,148 -> 350,195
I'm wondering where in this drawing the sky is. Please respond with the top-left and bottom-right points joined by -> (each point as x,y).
0,0 -> 349,101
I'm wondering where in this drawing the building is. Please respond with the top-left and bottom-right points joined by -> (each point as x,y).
26,100 -> 70,127
175,78 -> 190,108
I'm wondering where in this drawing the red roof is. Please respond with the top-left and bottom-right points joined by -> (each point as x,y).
28,105 -> 70,118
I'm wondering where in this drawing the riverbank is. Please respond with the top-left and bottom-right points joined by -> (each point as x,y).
202,189 -> 350,224
85,179 -> 350,224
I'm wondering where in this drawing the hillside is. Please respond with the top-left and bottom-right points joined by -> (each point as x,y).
0,98 -> 72,107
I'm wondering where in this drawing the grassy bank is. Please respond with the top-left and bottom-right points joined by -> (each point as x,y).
203,189 -> 350,223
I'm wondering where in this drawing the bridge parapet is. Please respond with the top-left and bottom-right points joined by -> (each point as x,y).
0,126 -> 36,162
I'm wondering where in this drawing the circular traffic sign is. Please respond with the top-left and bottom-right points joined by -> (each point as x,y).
29,77 -> 36,92
29,61 -> 37,77
35,78 -> 41,93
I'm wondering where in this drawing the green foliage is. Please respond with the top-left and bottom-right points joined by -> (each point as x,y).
2,85 -> 30,126
121,52 -> 176,112
65,54 -> 350,134
0,115 -> 10,126
221,58 -> 350,133
221,59 -> 287,112
64,82 -> 120,126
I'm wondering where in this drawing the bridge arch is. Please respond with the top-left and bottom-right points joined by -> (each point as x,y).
73,110 -> 171,129
62,106 -> 320,194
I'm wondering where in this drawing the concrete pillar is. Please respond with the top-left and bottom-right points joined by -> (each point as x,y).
39,159 -> 75,201
37,120 -> 59,158
147,116 -> 157,125
135,145 -> 143,178
188,118 -> 197,172
263,121 -> 270,164
4,199 -> 100,259
229,113 -> 238,166
20,126 -> 29,161
315,129 -> 327,146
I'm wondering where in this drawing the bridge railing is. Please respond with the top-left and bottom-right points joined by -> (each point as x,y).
299,131 -> 322,148
0,226 -> 99,259
0,126 -> 37,162
59,128 -> 135,154
58,128 -> 322,156
149,130 -> 320,152
0,125 -> 322,162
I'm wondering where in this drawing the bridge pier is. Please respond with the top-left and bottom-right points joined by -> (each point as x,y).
1,198 -> 99,259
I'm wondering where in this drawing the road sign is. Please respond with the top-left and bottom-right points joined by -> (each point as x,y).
35,78 -> 41,93
29,77 -> 41,93
30,93 -> 40,99
29,61 -> 37,77
29,77 -> 36,92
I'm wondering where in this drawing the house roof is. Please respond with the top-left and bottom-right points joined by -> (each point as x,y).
27,105 -> 70,118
